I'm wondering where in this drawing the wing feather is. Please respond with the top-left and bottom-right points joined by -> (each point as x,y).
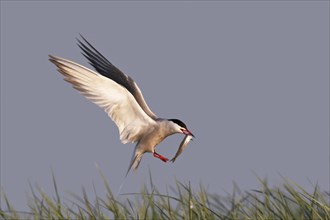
77,36 -> 157,120
49,55 -> 156,144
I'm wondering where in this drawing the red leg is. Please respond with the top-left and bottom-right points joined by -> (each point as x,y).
153,152 -> 169,163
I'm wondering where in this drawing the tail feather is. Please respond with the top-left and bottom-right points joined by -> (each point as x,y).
126,148 -> 143,177
118,148 -> 143,195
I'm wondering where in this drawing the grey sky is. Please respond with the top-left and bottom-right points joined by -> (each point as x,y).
1,1 -> 329,210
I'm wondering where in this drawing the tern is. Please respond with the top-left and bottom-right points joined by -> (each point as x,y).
49,36 -> 194,175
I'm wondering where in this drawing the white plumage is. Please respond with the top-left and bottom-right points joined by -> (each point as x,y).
50,56 -> 155,144
49,37 -> 194,175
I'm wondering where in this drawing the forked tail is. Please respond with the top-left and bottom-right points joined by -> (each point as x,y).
117,149 -> 143,196
125,148 -> 143,177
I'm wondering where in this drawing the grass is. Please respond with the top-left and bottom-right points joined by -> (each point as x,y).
0,172 -> 329,220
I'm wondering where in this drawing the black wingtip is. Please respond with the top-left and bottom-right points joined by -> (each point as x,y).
76,35 -> 85,49
76,34 -> 89,50
79,33 -> 87,42
77,34 -> 94,50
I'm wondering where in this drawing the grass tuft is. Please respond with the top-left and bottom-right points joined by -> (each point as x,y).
1,174 -> 329,220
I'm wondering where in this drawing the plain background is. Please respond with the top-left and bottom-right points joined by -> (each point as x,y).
1,1 -> 329,211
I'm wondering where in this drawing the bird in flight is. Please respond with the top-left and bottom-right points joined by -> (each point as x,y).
49,36 -> 194,175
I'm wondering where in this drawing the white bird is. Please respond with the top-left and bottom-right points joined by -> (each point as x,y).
49,36 -> 194,176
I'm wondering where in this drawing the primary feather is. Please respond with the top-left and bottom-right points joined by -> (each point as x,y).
77,36 -> 157,120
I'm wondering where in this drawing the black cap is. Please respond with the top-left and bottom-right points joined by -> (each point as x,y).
168,119 -> 187,129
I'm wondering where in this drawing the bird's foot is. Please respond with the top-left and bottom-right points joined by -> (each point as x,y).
153,152 -> 169,163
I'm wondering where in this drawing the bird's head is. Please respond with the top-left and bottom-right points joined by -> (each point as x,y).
168,119 -> 195,137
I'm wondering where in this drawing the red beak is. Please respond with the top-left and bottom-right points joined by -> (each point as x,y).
183,129 -> 195,138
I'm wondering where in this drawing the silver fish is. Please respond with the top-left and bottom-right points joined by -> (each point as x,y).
170,134 -> 193,163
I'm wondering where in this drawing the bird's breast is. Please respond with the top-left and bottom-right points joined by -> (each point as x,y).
139,126 -> 171,152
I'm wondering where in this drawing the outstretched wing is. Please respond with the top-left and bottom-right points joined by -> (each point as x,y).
77,36 -> 157,120
49,55 -> 156,144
